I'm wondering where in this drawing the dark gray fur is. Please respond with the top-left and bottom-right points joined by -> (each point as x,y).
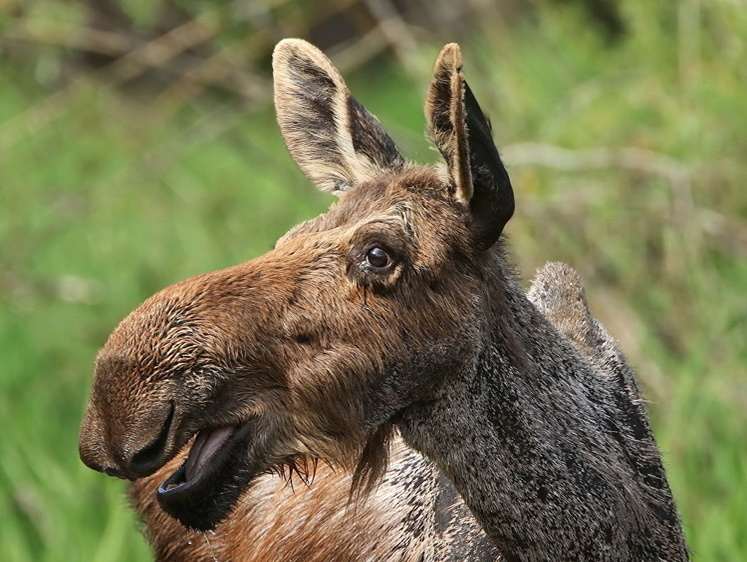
397,256 -> 688,560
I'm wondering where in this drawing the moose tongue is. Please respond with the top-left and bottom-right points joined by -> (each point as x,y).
184,427 -> 235,482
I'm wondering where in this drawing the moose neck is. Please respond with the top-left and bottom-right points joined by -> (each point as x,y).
396,250 -> 688,561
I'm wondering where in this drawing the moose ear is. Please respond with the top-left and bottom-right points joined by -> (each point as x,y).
273,39 -> 405,195
426,43 -> 515,250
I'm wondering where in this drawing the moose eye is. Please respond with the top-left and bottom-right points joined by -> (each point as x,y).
365,246 -> 391,269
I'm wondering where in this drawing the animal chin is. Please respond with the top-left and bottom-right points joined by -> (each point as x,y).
156,422 -> 259,531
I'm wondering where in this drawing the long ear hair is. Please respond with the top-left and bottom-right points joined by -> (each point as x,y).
426,43 -> 514,250
273,39 -> 405,195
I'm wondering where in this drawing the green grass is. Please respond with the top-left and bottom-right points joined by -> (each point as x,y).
1,1 -> 745,559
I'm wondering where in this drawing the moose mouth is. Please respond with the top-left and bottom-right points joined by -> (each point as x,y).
157,421 -> 260,530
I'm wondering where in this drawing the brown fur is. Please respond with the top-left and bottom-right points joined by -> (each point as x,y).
130,437 -> 496,561
79,39 -> 688,560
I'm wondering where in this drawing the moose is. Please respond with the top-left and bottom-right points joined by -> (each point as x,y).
79,39 -> 688,560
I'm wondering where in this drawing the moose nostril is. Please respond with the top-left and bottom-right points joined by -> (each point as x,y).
128,403 -> 175,477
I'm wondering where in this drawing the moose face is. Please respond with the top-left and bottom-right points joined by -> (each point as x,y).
79,40 -> 514,530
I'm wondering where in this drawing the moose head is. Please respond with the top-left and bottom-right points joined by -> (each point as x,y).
79,39 -> 514,531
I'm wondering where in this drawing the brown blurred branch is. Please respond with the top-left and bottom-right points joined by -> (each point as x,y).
362,0 -> 424,78
504,142 -> 747,257
95,12 -> 221,84
0,11 -> 262,153
155,35 -> 272,113
3,22 -> 135,57
503,142 -> 690,186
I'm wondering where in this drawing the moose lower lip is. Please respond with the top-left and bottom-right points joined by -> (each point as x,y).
158,464 -> 190,494
156,420 -> 259,530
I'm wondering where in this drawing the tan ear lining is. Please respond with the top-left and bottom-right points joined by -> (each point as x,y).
425,43 -> 473,204
273,39 -> 404,194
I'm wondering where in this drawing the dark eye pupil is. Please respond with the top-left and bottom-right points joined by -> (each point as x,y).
366,247 -> 390,268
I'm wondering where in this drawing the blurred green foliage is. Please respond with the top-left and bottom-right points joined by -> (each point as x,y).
1,0 -> 745,560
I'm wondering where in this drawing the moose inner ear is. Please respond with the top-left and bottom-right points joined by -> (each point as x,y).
272,39 -> 405,195
426,44 -> 515,251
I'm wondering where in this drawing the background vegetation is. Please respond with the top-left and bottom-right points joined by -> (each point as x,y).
1,0 -> 745,560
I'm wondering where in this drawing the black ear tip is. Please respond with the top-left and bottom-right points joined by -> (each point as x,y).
463,82 -> 487,122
